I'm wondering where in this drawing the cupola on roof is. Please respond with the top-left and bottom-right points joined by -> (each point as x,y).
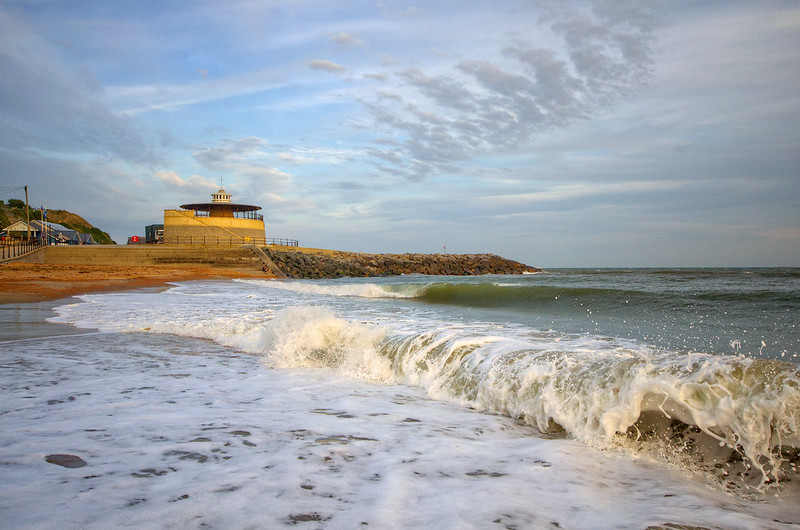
180,188 -> 261,213
212,188 -> 232,203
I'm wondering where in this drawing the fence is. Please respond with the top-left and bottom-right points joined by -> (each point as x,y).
162,236 -> 268,246
266,238 -> 299,247
190,210 -> 264,221
158,236 -> 299,247
1,239 -> 43,260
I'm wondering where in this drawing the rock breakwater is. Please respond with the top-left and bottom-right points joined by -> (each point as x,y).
262,249 -> 538,279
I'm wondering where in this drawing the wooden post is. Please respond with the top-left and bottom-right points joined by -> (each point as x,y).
24,185 -> 30,241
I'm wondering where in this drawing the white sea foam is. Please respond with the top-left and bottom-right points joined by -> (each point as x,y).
254,305 -> 800,486
8,321 -> 796,528
237,278 -> 423,299
49,280 -> 800,490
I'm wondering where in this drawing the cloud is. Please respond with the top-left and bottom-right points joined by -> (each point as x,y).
359,2 -> 656,178
308,59 -> 347,73
155,170 -> 217,190
192,137 -> 292,189
276,146 -> 363,165
105,69 -> 289,115
331,32 -> 365,47
193,137 -> 269,168
0,9 -> 152,163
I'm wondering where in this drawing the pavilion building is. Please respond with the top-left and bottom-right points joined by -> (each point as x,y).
163,188 -> 266,245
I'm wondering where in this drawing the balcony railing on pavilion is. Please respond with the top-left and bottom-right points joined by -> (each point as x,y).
184,209 -> 264,221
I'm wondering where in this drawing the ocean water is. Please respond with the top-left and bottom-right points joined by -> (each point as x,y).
1,268 -> 799,528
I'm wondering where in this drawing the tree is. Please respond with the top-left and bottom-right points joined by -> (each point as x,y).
8,198 -> 25,209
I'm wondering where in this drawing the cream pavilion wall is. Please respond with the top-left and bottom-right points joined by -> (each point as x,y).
163,209 -> 266,244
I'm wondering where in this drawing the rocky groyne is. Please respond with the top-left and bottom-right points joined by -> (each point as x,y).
262,249 -> 539,279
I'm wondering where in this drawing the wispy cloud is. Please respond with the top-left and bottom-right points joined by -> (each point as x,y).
353,2 -> 656,179
308,59 -> 347,73
193,138 -> 292,190
331,32 -> 365,47
155,170 -> 217,190
0,10 -> 152,163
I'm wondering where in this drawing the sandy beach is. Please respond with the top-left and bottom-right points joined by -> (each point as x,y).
0,263 -> 268,304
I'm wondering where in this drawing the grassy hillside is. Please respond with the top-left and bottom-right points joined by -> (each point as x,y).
0,200 -> 116,244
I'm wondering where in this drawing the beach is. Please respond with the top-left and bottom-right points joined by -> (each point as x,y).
1,268 -> 799,528
0,262 -> 267,304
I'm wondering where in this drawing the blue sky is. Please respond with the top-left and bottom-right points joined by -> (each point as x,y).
1,1 -> 798,267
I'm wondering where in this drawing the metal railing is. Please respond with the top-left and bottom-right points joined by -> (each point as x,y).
1,239 -> 43,260
162,236 -> 268,246
188,210 -> 264,221
266,238 -> 299,247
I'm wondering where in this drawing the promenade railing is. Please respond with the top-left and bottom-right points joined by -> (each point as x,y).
162,236 -> 268,246
266,238 -> 299,247
158,236 -> 299,247
1,239 -> 43,260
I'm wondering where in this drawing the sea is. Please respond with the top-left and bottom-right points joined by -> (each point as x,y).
1,268 -> 799,529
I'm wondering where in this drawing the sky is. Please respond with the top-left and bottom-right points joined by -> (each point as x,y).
1,1 -> 798,267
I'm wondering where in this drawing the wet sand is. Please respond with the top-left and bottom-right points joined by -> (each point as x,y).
0,263 -> 269,304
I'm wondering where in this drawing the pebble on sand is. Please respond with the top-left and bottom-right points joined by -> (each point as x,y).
45,454 -> 87,468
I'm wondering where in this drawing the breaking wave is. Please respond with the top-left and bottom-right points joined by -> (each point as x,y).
51,278 -> 800,491
159,304 -> 800,490
240,278 -> 800,310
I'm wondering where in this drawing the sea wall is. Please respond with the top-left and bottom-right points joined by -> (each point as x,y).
263,248 -> 538,279
14,244 -> 538,279
41,245 -> 265,272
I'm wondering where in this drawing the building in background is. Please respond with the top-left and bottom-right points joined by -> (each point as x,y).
0,220 -> 94,245
163,188 -> 265,245
145,224 -> 164,244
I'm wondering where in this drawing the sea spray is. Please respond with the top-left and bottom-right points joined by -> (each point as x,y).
18,288 -> 800,528
392,330 -> 800,487
244,280 -> 422,299
250,306 -> 800,488
257,306 -> 392,381
239,271 -> 800,360
50,273 -> 800,491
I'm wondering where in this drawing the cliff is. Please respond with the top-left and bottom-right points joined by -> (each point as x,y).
263,248 -> 539,279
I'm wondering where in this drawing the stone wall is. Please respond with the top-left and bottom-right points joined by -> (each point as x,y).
263,249 -> 538,279
42,245 -> 265,272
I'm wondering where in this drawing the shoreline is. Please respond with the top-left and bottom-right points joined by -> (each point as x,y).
0,263 -> 268,305
0,248 -> 540,304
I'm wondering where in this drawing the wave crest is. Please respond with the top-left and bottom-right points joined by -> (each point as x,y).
261,306 -> 392,381
253,307 -> 800,488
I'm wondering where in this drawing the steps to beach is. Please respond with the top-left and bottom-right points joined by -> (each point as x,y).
243,245 -> 288,279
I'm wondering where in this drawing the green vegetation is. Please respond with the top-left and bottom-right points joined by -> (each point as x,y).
89,227 -> 114,244
0,201 -> 116,244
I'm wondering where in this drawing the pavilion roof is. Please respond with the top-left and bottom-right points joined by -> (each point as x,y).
180,202 -> 261,212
